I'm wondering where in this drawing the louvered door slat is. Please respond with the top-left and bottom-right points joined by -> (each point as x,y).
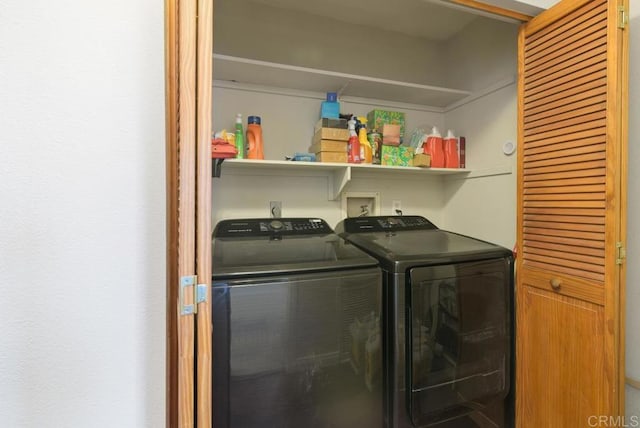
525,151 -> 605,169
523,129 -> 604,150
525,103 -> 605,130
524,111 -> 606,137
523,214 -> 605,225
524,53 -> 607,92
524,175 -> 605,188
524,220 -> 605,233
524,137 -> 604,156
524,260 -> 605,282
524,240 -> 605,258
525,65 -> 606,104
524,0 -> 605,50
524,207 -> 604,217
524,193 -> 603,202
526,18 -> 606,68
524,159 -> 606,175
525,38 -> 606,82
520,0 -> 609,285
525,12 -> 606,65
525,87 -> 606,116
523,233 -> 605,249
525,40 -> 606,83
524,143 -> 605,162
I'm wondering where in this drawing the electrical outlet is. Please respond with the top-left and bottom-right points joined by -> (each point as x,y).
270,201 -> 282,218
392,200 -> 402,215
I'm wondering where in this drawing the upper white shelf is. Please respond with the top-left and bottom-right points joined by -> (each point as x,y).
216,159 -> 471,200
213,54 -> 472,108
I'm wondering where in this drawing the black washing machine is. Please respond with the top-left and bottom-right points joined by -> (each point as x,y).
212,218 -> 384,428
335,216 -> 514,428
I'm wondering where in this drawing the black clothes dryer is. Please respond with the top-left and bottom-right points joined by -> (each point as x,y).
335,216 -> 514,428
212,218 -> 384,428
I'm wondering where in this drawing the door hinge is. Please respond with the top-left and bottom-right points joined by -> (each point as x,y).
618,6 -> 628,29
179,275 -> 208,316
616,242 -> 626,265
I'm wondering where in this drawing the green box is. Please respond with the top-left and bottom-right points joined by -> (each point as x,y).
367,109 -> 406,138
381,145 -> 414,166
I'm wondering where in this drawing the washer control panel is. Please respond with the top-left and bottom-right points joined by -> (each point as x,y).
214,218 -> 332,237
340,216 -> 437,233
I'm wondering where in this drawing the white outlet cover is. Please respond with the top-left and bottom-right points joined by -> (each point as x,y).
503,141 -> 516,155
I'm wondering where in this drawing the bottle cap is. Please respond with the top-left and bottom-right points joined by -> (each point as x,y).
235,113 -> 242,124
248,115 -> 261,125
326,92 -> 337,102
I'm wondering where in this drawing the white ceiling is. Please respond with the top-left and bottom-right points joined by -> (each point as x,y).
247,0 -> 548,41
247,0 -> 479,41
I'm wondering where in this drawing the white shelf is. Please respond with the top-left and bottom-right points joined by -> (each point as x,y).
213,54 -> 472,108
216,159 -> 471,200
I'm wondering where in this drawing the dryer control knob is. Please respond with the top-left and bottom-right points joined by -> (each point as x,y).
270,220 -> 284,231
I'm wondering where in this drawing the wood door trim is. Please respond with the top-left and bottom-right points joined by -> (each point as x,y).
166,0 -> 201,426
449,0 -> 533,22
196,0 -> 213,426
177,0 -> 198,426
604,0 -> 628,413
165,0 -> 179,424
618,0 -> 629,410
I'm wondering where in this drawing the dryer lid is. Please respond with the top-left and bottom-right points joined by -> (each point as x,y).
338,218 -> 512,272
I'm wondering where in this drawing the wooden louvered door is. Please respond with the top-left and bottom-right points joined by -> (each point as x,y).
516,0 -> 627,426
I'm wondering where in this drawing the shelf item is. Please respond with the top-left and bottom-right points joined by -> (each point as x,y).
215,159 -> 471,200
213,54 -> 472,108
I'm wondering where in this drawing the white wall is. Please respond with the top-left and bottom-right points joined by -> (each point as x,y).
626,1 -> 640,420
214,0 -> 448,87
442,85 -> 517,248
440,17 -> 518,248
0,1 -> 166,427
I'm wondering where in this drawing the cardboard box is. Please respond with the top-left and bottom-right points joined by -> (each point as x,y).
313,127 -> 350,143
413,153 -> 431,168
381,145 -> 414,166
316,151 -> 348,163
314,118 -> 348,131
382,124 -> 401,137
367,109 -> 405,138
382,136 -> 401,146
309,140 -> 347,153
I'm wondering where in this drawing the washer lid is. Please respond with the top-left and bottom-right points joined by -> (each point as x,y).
212,219 -> 378,278
341,228 -> 512,272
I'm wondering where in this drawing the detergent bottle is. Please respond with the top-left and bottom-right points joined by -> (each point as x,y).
443,129 -> 459,168
422,126 -> 444,168
246,115 -> 264,160
357,117 -> 373,164
234,113 -> 245,159
347,117 -> 361,164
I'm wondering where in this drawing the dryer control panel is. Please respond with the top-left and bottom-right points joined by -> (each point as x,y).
214,218 -> 333,237
339,216 -> 438,233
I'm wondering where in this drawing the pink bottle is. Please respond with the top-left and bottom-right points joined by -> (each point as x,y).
444,129 -> 459,168
422,126 -> 444,168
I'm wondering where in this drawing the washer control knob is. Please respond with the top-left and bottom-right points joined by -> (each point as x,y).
270,220 -> 283,230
